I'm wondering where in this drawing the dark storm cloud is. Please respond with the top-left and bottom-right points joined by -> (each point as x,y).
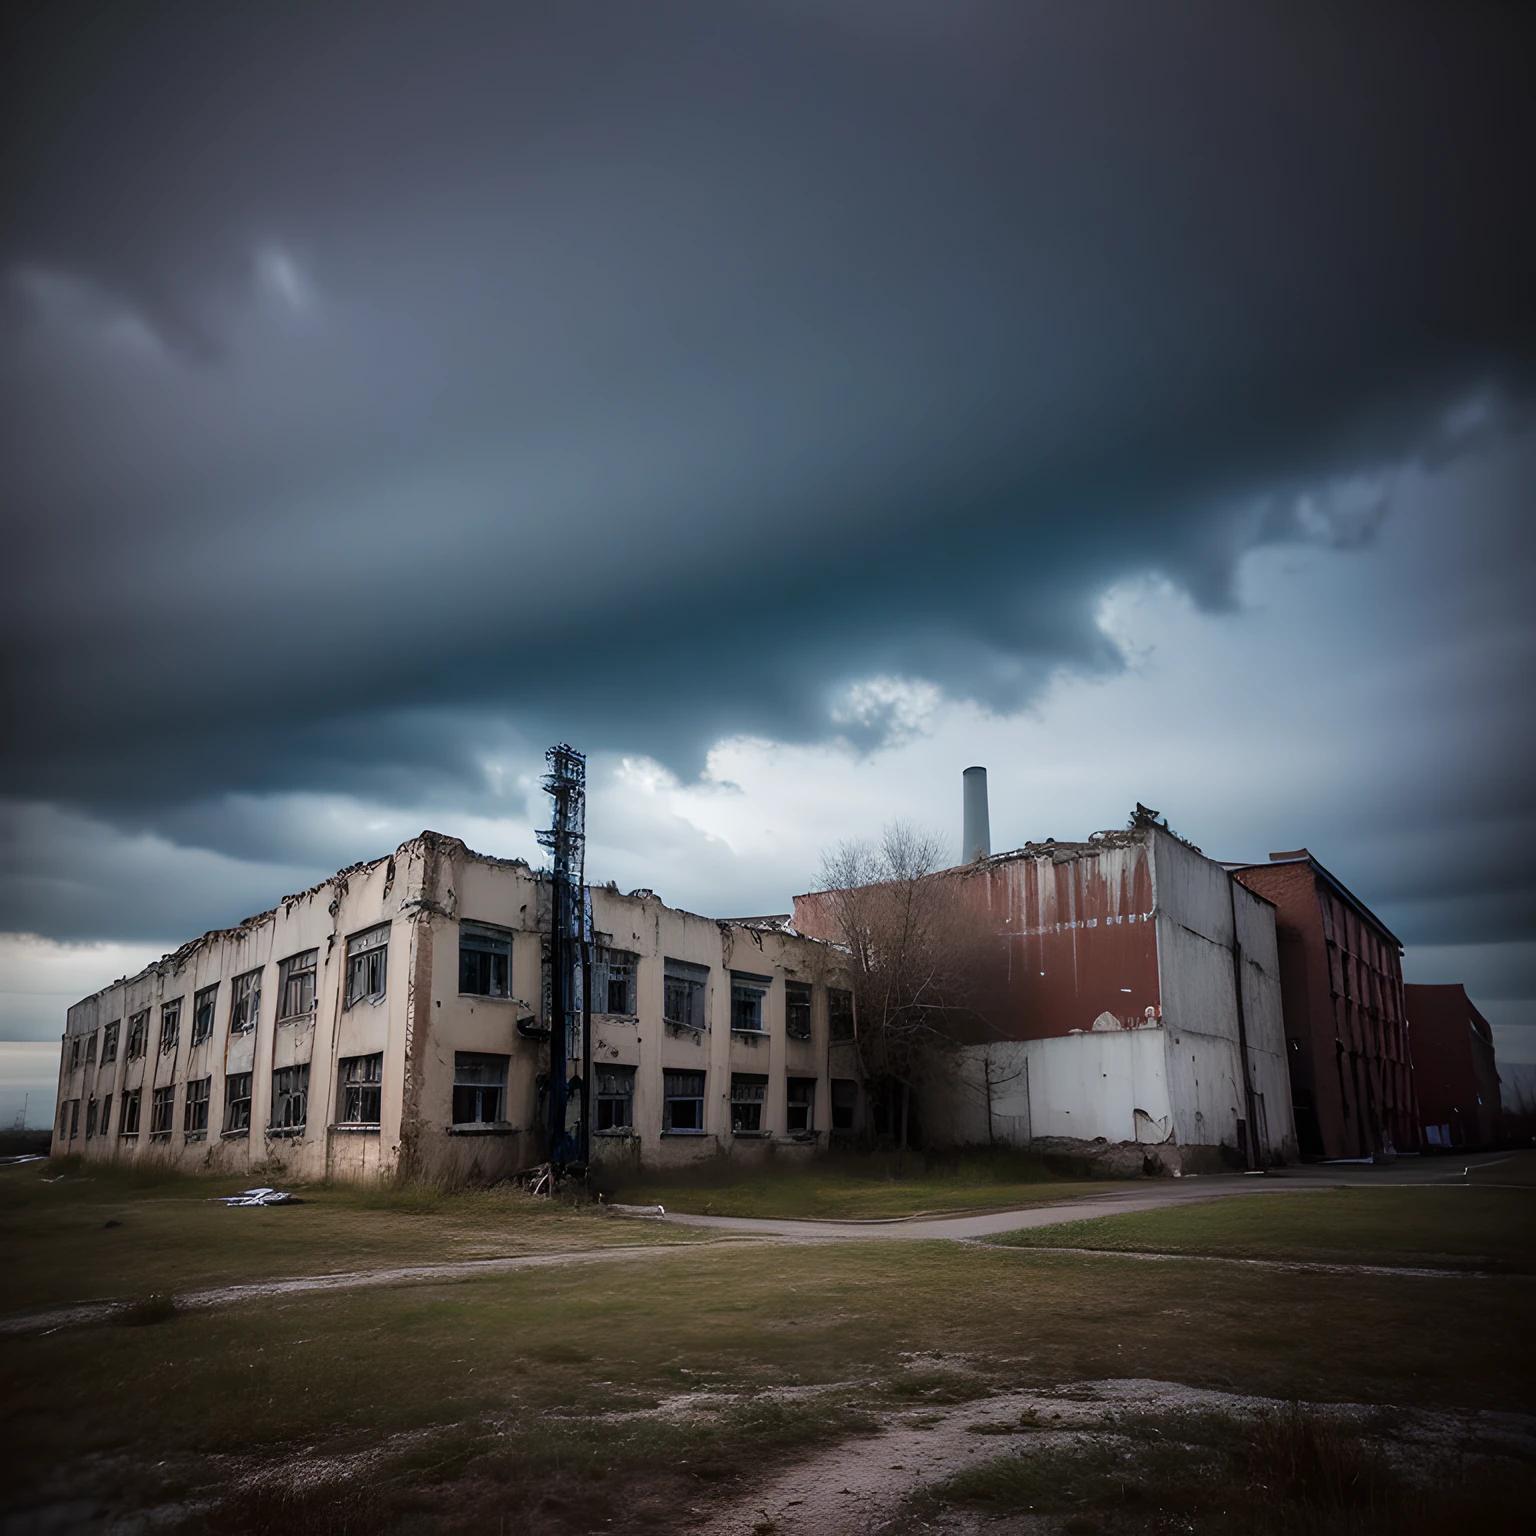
2,0 -> 1534,831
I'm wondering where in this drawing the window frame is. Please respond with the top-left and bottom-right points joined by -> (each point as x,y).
120,1088 -> 142,1137
344,926 -> 390,1010
594,1064 -> 636,1133
149,1084 -> 176,1138
662,959 -> 709,1034
230,968 -> 262,1035
192,985 -> 218,1046
593,947 -> 639,1016
277,949 -> 318,1022
786,1076 -> 816,1133
729,972 -> 771,1034
100,1093 -> 112,1138
729,1072 -> 768,1135
785,981 -> 813,1041
85,1030 -> 98,1065
158,999 -> 181,1056
101,1021 -> 120,1064
828,987 -> 856,1042
458,922 -> 513,999
662,1069 -> 706,1133
270,1064 -> 310,1132
337,1053 -> 384,1127
184,1076 -> 211,1136
85,1097 -> 98,1139
452,1051 -> 509,1127
127,1010 -> 148,1061
224,1072 -> 253,1134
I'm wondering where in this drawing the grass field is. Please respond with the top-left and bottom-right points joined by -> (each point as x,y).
2,1159 -> 1532,1534
610,1148 -> 1136,1219
987,1186 -> 1536,1272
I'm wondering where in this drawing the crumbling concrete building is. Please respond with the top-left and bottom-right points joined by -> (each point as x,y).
1228,850 -> 1417,1159
794,802 -> 1296,1173
51,833 -> 858,1183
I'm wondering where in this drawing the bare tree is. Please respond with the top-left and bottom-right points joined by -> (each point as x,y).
815,821 -> 980,1148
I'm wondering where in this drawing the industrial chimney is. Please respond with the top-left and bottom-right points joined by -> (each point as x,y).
963,766 -> 991,863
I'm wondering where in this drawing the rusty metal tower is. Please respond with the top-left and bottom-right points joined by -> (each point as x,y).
536,742 -> 587,1169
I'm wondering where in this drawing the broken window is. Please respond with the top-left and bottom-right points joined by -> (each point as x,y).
593,947 -> 639,1015
345,926 -> 389,1008
224,1072 -> 252,1133
85,1030 -> 98,1066
459,922 -> 512,997
85,1097 -> 98,1138
828,988 -> 855,1042
270,1064 -> 310,1130
68,1099 -> 80,1139
785,982 -> 813,1041
150,1085 -> 176,1137
127,1011 -> 148,1060
184,1077 -> 211,1135
730,972 -> 770,1033
102,1021 -> 119,1063
230,968 -> 262,1034
786,1077 -> 816,1133
595,1065 -> 636,1131
453,1052 -> 508,1125
69,1036 -> 81,1070
338,1053 -> 383,1125
192,985 -> 218,1045
121,1089 -> 141,1136
278,950 -> 317,1021
831,1078 -> 858,1132
663,1070 -> 706,1132
730,1073 -> 768,1134
100,1094 -> 112,1138
159,1000 -> 181,1055
663,959 -> 708,1033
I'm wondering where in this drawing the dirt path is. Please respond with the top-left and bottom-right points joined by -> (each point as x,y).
692,1376 -> 1536,1536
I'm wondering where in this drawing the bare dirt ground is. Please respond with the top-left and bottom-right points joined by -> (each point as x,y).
689,1373 -> 1536,1536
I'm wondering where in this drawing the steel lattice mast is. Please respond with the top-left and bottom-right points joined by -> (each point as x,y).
536,743 -> 587,1170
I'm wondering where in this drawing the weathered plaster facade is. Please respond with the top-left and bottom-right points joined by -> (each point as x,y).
51,833 -> 858,1183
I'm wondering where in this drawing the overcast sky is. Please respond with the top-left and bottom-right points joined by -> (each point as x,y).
3,2 -> 1533,1123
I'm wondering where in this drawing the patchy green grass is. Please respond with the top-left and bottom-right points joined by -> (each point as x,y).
987,1187 -> 1536,1271
908,1402 -> 1536,1534
611,1148 -> 1135,1219
3,1216 -> 1533,1534
0,1160 -> 710,1314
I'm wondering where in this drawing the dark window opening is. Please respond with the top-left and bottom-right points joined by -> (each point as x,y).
730,973 -> 770,1033
453,1052 -> 508,1125
127,1011 -> 148,1060
184,1077 -> 211,1134
121,1089 -> 142,1136
85,1098 -> 98,1139
786,1077 -> 816,1133
278,950 -> 318,1020
192,986 -> 218,1045
595,1065 -> 636,1131
271,1064 -> 310,1130
100,1094 -> 112,1138
831,1078 -> 858,1132
459,923 -> 512,998
150,1085 -> 176,1136
663,1070 -> 705,1132
663,959 -> 708,1033
230,969 -> 262,1034
159,1000 -> 181,1055
785,982 -> 813,1041
85,1031 -> 98,1065
345,927 -> 389,1008
225,1073 -> 252,1133
102,1021 -> 120,1063
730,1073 -> 768,1133
594,948 -> 638,1015
338,1053 -> 383,1124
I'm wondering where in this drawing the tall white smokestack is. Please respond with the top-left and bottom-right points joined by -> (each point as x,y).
963,766 -> 991,863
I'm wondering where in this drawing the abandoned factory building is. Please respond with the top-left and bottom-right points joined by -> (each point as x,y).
795,815 -> 1297,1173
51,833 -> 860,1184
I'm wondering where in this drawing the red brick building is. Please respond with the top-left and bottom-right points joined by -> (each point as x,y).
1229,850 -> 1417,1160
1405,983 -> 1503,1150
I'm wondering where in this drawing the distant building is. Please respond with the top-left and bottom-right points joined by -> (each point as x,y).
1405,983 -> 1503,1150
796,810 -> 1296,1173
1228,850 -> 1417,1160
51,833 -> 857,1183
